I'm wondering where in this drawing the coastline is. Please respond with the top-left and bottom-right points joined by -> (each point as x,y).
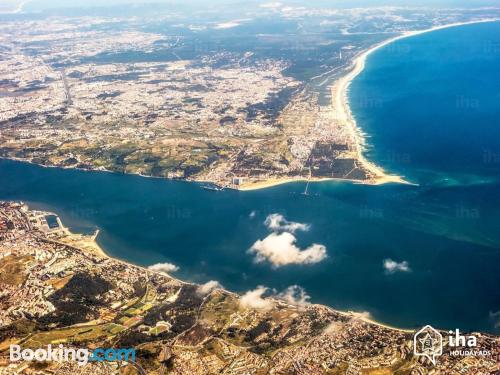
200,18 -> 500,192
32,202 -> 416,334
236,176 -> 358,191
1,20 -> 499,193
329,18 -> 500,188
236,174 -> 411,191
31,204 -> 191,287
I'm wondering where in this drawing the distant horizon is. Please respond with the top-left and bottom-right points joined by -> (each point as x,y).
18,0 -> 500,12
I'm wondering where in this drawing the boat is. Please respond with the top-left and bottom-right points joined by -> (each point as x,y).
201,184 -> 224,191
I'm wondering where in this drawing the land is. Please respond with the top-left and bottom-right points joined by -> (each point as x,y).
1,5 -> 499,189
1,202 -> 499,374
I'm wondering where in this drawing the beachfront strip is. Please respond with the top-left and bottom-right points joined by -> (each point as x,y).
0,201 -> 498,374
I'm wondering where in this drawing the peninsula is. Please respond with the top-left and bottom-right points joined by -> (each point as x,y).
1,6 -> 498,190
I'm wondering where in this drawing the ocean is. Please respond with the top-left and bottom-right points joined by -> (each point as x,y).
1,21 -> 499,333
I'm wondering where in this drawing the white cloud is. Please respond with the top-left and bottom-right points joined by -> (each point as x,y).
188,25 -> 207,31
197,280 -> 222,296
259,2 -> 282,9
324,321 -> 343,335
240,286 -> 274,311
277,285 -> 310,307
324,311 -> 372,335
214,21 -> 240,29
240,284 -> 312,311
264,213 -> 310,233
249,232 -> 327,267
351,311 -> 372,320
320,19 -> 341,26
249,210 -> 257,219
148,262 -> 179,274
383,259 -> 410,274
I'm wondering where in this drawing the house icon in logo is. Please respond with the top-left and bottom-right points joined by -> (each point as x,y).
414,325 -> 443,365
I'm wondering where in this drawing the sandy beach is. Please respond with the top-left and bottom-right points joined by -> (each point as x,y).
237,174 -> 411,191
330,18 -> 500,186
239,18 -> 500,192
237,177 -> 347,191
55,226 -> 109,259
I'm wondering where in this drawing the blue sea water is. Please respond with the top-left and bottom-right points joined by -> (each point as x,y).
351,21 -> 500,185
1,22 -> 499,333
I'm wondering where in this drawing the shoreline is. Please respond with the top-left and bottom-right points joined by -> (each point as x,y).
235,174 -> 409,192
234,19 -> 500,192
35,204 -> 190,287
0,155 -> 410,194
31,204 -> 417,334
329,17 -> 500,189
1,20 -> 500,193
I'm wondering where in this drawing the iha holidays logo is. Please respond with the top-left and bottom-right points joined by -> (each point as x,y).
414,325 -> 442,365
413,325 -> 491,365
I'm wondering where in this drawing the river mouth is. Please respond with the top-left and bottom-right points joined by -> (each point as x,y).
1,21 -> 500,335
1,157 -> 500,333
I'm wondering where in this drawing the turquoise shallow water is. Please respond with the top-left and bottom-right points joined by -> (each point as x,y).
1,22 -> 500,333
